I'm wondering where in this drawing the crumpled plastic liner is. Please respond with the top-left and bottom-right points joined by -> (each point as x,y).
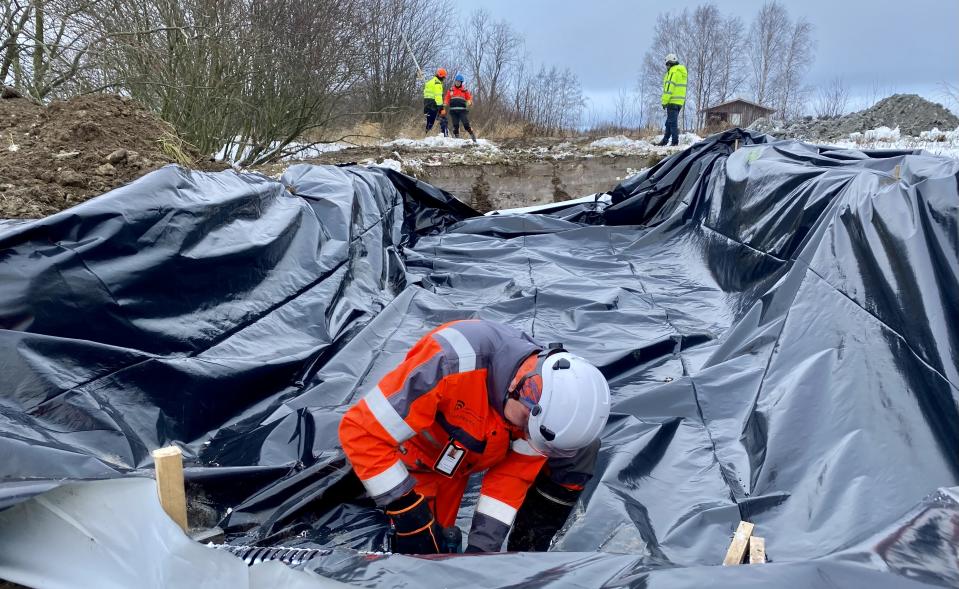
298,484 -> 959,587
0,477 -> 350,588
1,129 -> 957,587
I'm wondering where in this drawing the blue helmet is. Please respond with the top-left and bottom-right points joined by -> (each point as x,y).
454,73 -> 465,83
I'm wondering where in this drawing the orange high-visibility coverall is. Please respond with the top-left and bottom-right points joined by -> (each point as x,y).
338,319 -> 548,551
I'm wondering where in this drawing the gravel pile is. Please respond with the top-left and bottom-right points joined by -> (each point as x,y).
750,94 -> 959,139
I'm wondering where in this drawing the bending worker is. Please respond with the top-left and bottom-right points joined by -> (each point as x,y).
423,68 -> 449,137
658,53 -> 687,147
339,319 -> 611,553
444,73 -> 478,142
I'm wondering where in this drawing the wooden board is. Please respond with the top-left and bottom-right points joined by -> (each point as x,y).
749,536 -> 766,564
152,446 -> 188,532
722,520 -> 755,565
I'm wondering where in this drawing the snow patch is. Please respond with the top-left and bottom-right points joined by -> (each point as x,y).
214,139 -> 350,163
858,126 -> 901,142
383,136 -> 499,151
371,158 -> 403,172
284,142 -> 352,160
588,135 -> 653,150
920,128 -> 947,142
588,133 -> 703,154
832,125 -> 959,160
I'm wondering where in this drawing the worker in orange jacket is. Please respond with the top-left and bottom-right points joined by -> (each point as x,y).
444,73 -> 477,143
338,319 -> 611,553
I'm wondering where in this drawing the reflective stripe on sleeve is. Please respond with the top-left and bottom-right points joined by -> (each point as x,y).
510,439 -> 542,456
434,328 -> 477,372
361,460 -> 410,498
475,494 -> 518,526
364,386 -> 415,443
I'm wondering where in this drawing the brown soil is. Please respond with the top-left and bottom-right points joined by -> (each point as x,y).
0,92 -> 226,219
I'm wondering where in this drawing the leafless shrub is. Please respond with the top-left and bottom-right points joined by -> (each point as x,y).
747,1 -> 814,119
354,0 -> 453,132
940,81 -> 959,115
814,76 -> 849,118
2,0 -> 104,100
458,8 -> 521,117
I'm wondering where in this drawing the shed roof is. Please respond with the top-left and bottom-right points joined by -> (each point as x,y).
704,98 -> 776,113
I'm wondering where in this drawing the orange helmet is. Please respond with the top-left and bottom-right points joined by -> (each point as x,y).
436,68 -> 447,78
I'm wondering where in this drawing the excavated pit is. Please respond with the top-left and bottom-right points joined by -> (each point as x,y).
413,154 -> 659,211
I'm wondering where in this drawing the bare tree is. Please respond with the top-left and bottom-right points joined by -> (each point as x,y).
2,0 -> 104,99
1,0 -> 32,84
747,1 -> 789,107
88,0 -> 252,154
612,87 -> 641,129
636,6 -> 746,132
638,12 -> 683,130
774,14 -> 814,118
746,1 -> 815,118
711,15 -> 746,106
79,0 -> 363,164
354,0 -> 453,128
511,64 -> 583,135
638,3 -> 816,132
458,8 -> 521,116
814,76 -> 849,118
582,87 -> 644,135
459,8 -> 489,104
684,4 -> 728,129
226,0 -> 362,164
939,81 -> 959,115
482,18 -> 521,111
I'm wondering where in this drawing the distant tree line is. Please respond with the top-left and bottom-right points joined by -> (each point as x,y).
1,0 -> 585,164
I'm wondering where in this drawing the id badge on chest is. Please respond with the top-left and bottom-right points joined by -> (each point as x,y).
434,439 -> 467,477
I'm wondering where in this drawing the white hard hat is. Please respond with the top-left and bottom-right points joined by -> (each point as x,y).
527,352 -> 611,458
665,53 -> 678,63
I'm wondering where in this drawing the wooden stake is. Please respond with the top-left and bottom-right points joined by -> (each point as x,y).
152,446 -> 188,532
749,536 -> 766,564
722,520 -> 755,565
734,138 -> 740,151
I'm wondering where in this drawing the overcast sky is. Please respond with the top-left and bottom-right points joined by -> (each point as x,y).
468,0 -> 959,117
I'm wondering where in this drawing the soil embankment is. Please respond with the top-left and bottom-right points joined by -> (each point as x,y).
0,91 -> 224,218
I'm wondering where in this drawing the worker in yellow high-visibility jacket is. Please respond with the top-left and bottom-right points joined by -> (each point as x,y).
423,68 -> 449,137
658,54 -> 687,147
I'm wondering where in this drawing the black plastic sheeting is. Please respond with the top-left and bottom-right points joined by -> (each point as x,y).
1,129 -> 957,587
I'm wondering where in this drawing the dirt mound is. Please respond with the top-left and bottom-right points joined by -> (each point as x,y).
750,94 -> 959,140
0,92 -> 224,219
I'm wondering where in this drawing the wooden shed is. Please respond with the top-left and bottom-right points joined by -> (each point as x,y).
704,98 -> 776,129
